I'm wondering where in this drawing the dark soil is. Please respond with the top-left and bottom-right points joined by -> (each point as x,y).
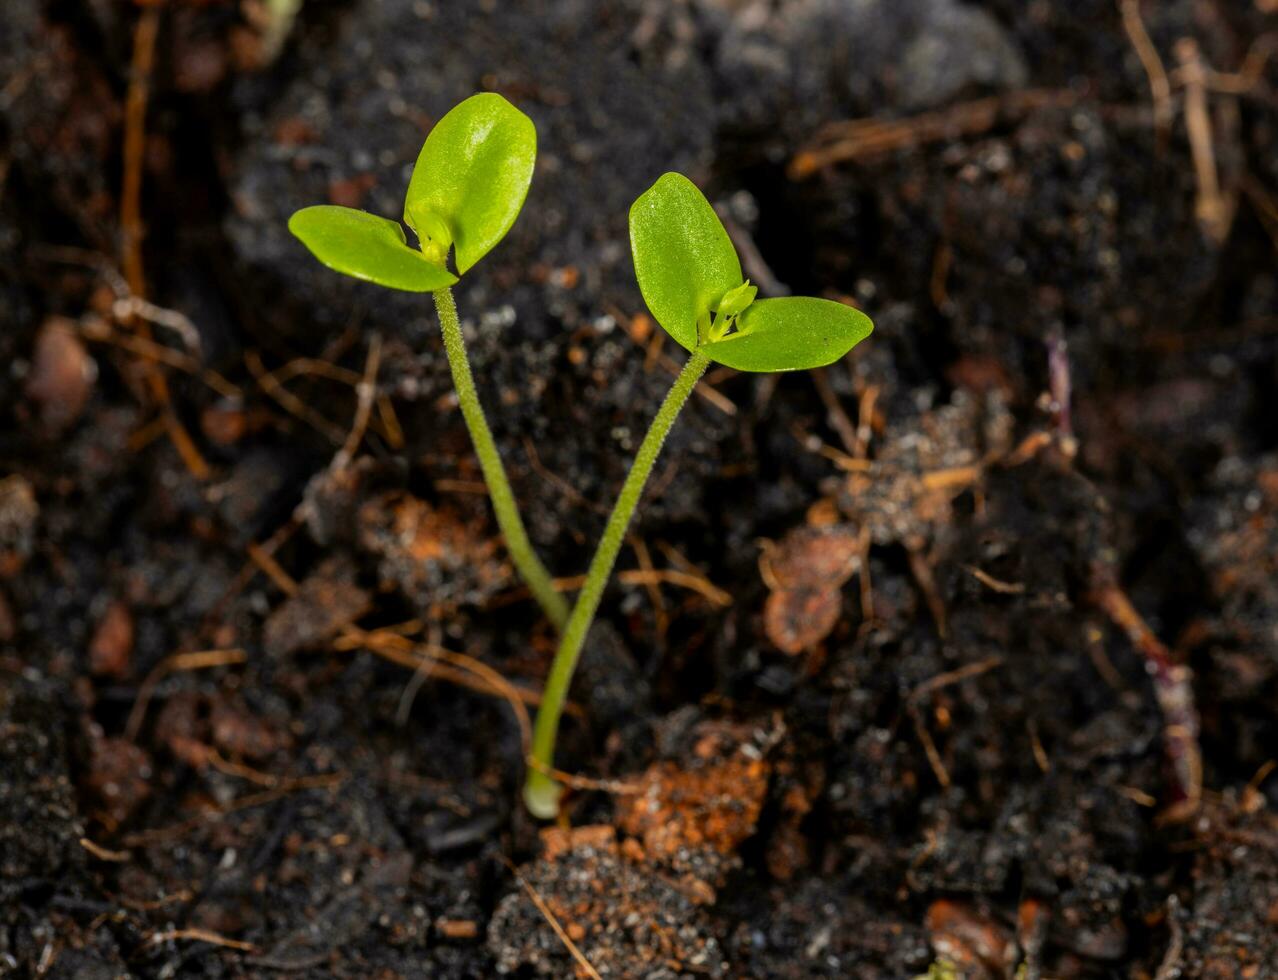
3,0 -> 1278,977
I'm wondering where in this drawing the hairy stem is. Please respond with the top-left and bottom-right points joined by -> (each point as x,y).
524,349 -> 711,817
433,286 -> 569,630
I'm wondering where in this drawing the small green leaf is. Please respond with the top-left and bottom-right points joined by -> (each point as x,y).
717,280 -> 758,319
706,296 -> 874,372
404,92 -> 536,275
630,173 -> 743,352
288,205 -> 458,292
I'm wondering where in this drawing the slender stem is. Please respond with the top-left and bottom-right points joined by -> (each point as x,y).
524,349 -> 711,817
433,286 -> 570,630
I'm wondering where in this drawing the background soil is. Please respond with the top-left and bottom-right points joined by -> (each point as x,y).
2,1 -> 1278,977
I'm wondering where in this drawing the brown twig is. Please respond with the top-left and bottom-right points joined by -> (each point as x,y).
716,207 -> 791,297
906,657 -> 1004,789
1118,0 -> 1174,146
246,540 -> 300,596
120,2 -> 211,480
245,350 -> 348,444
204,517 -> 302,632
120,773 -> 346,848
906,543 -> 948,639
962,564 -> 1026,595
395,618 -> 443,725
126,649 -> 248,742
530,762 -> 641,796
139,928 -> 257,954
121,6 -> 158,299
630,535 -> 670,639
79,317 -> 241,399
524,436 -> 607,514
334,332 -> 381,468
811,367 -> 860,456
550,568 -> 732,607
909,656 -> 1005,704
338,626 -> 536,752
1175,38 -> 1236,243
789,89 -> 1079,177
854,384 -> 880,459
910,708 -> 951,788
1153,895 -> 1184,980
79,837 -> 131,862
205,747 -> 302,789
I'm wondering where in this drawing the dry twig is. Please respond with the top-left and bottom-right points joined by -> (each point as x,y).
789,89 -> 1078,177
126,648 -> 248,742
1118,0 -> 1174,144
139,928 -> 257,954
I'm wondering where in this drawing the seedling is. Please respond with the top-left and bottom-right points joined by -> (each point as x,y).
288,93 -> 569,629
522,173 -> 873,817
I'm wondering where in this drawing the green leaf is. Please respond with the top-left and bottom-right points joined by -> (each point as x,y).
404,92 -> 536,275
629,173 -> 743,352
288,205 -> 458,292
705,296 -> 874,372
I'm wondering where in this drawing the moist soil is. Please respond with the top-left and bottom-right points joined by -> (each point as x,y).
2,1 -> 1278,977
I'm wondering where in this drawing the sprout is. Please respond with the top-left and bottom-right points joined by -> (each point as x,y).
288,94 -> 568,630
522,173 -> 873,818
288,105 -> 876,820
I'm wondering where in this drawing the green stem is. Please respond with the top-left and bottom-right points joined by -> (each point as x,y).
524,349 -> 711,818
433,286 -> 570,630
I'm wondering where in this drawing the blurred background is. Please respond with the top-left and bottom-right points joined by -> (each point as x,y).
2,1 -> 1277,977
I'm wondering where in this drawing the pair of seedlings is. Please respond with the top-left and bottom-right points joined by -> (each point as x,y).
290,94 -> 873,818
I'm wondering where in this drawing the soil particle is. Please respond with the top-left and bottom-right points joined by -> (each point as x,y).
152,689 -> 210,769
760,523 -> 862,654
208,447 -> 310,547
1187,453 -> 1278,777
261,558 -> 371,657
489,825 -> 728,978
714,875 -> 932,977
925,899 -> 1017,979
0,674 -> 84,883
88,599 -> 134,679
567,619 -> 654,771
834,387 -> 1014,548
23,317 -> 97,436
209,694 -> 289,761
82,733 -> 153,828
356,491 -> 511,611
616,718 -> 772,892
1175,802 -> 1278,976
0,3 -> 118,237
0,590 -> 15,643
763,585 -> 846,656
0,475 -> 39,578
300,459 -> 368,548
0,674 -> 132,976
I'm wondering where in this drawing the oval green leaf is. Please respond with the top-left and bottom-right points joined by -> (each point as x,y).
288,205 -> 458,292
404,93 -> 536,275
706,296 -> 874,372
629,173 -> 743,352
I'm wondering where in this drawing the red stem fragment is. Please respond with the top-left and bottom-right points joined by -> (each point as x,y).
1089,579 -> 1202,820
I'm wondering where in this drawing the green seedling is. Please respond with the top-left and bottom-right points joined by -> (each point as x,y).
522,173 -> 873,817
288,94 -> 569,630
